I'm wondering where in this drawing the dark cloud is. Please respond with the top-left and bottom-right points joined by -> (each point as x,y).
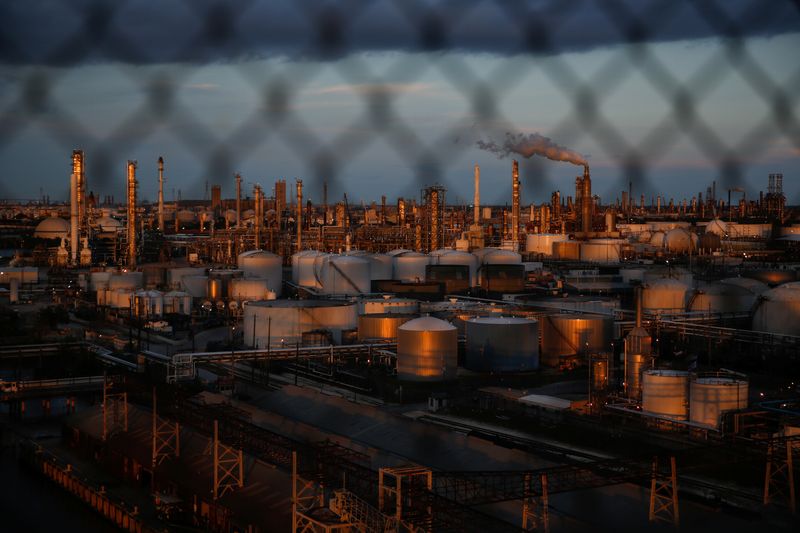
0,0 -> 798,65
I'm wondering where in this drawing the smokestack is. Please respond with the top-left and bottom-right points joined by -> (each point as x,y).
581,165 -> 592,234
72,150 -> 85,227
70,172 -> 78,264
296,179 -> 303,252
635,284 -> 643,328
473,164 -> 480,224
157,157 -> 165,233
126,161 -> 137,267
511,160 -> 520,245
235,173 -> 242,229
253,185 -> 262,249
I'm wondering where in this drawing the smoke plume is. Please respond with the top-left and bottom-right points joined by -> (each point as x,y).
477,133 -> 587,168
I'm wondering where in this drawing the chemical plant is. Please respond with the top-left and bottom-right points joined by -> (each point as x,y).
1,149 -> 799,533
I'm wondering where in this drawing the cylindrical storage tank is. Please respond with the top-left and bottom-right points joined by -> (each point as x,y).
480,249 -> 522,265
752,282 -> 800,336
665,228 -> 695,253
526,234 -> 568,257
182,275 -> 208,298
108,272 -> 144,290
392,252 -> 430,282
242,300 -> 357,347
207,278 -> 223,300
688,282 -> 758,314
689,375 -> 749,428
720,277 -> 768,295
396,317 -> 458,382
642,370 -> 689,420
553,241 -> 580,260
540,314 -> 614,366
163,290 -> 192,315
366,254 -> 394,281
168,267 -> 206,289
89,271 -> 112,291
360,298 -> 420,315
317,255 -> 371,295
292,251 -> 327,288
134,290 -> 163,318
430,249 -> 479,287
357,313 -> 416,341
744,269 -> 797,287
642,278 -> 689,314
465,317 -> 539,372
237,250 -> 283,294
229,278 -> 272,301
580,239 -> 623,263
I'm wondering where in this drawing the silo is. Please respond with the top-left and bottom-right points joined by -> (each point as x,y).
552,241 -> 580,260
367,253 -> 393,281
465,317 -> 539,372
357,313 -> 416,341
396,316 -> 458,382
318,255 -> 371,295
642,370 -> 689,420
229,278 -> 272,301
392,252 -> 430,282
689,374 -> 749,428
642,278 -> 689,314
579,239 -> 623,263
752,282 -> 800,336
526,234 -> 568,257
540,314 -> 613,367
291,250 -> 327,288
242,300 -> 357,347
237,250 -> 283,294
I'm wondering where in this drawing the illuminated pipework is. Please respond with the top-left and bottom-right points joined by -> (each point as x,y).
430,188 -> 439,251
72,150 -> 85,226
512,160 -> 520,245
126,160 -> 137,267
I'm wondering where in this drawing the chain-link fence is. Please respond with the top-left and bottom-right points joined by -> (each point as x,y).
0,0 -> 798,204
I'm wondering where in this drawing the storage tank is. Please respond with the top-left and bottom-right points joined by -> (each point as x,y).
743,269 -> 797,287
465,317 -> 539,372
540,314 -> 613,367
430,249 -> 479,287
649,231 -> 666,248
366,253 -> 393,281
88,271 -> 112,291
641,370 -> 689,420
704,218 -> 727,237
720,277 -> 768,296
181,275 -> 208,298
357,313 -> 416,341
163,290 -> 192,315
242,300 -> 357,347
689,374 -> 748,428
479,249 -> 522,265
318,255 -> 371,295
553,241 -> 580,260
580,239 -> 623,263
642,278 -> 689,314
752,282 -> 800,336
392,252 -> 430,282
396,316 -> 458,382
34,216 -> 70,240
664,228 -> 695,253
108,272 -> 144,290
134,290 -> 164,318
526,234 -> 568,257
168,267 -> 206,289
237,250 -> 283,294
688,282 -> 758,314
229,278 -> 272,301
360,297 -> 420,315
291,250 -> 327,288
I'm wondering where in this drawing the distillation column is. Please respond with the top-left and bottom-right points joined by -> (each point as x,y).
512,160 -> 520,246
70,171 -> 78,264
72,150 -> 86,230
235,173 -> 242,229
126,161 -> 138,267
253,185 -> 262,249
157,157 -> 165,233
474,164 -> 480,224
296,179 -> 303,252
581,165 -> 592,235
430,188 -> 439,251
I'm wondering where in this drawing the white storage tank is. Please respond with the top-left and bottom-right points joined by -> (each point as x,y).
664,228 -> 695,253
478,248 -> 522,265
430,249 -> 479,287
242,300 -> 357,347
229,278 -> 272,301
396,316 -> 458,382
641,370 -> 689,420
163,290 -> 192,315
88,271 -> 112,291
688,282 -> 758,314
360,297 -> 420,315
580,239 -> 623,263
689,374 -> 748,428
642,278 -> 689,314
34,216 -> 70,240
318,255 -> 371,295
366,253 -> 393,281
526,234 -> 568,257
291,250 -> 327,288
649,231 -> 666,248
237,250 -> 283,293
465,317 -> 539,372
134,290 -> 164,318
392,251 -> 430,282
181,275 -> 209,298
108,272 -> 144,290
168,267 -> 206,289
752,282 -> 800,336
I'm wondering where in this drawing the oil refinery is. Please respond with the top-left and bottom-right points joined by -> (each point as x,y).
0,148 -> 799,533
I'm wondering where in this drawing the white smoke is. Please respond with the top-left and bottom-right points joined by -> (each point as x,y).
477,132 -> 587,168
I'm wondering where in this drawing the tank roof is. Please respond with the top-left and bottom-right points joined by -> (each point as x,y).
468,316 -> 536,325
399,316 -> 456,331
248,299 -> 353,309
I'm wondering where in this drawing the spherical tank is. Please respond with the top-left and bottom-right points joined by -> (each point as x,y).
664,229 -> 695,253
318,255 -> 371,295
242,300 -> 357,347
367,254 -> 393,281
357,313 -> 416,341
430,249 -> 479,286
360,297 -> 420,315
649,231 -> 666,248
689,376 -> 748,428
291,250 -> 327,288
465,317 -> 539,372
237,250 -> 283,293
181,275 -> 208,298
752,282 -> 800,336
392,252 -> 430,282
540,314 -> 613,365
579,239 -> 623,263
704,218 -> 727,237
689,282 -> 757,314
642,370 -> 689,420
34,217 -> 70,240
95,216 -> 123,233
108,272 -> 144,290
396,317 -> 458,382
229,278 -> 271,301
642,278 -> 689,314
526,234 -> 568,257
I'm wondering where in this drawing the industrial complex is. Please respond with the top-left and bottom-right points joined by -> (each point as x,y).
1,148 -> 799,532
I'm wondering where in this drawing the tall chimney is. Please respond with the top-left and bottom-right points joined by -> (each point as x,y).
296,179 -> 303,252
72,150 -> 85,226
70,172 -> 78,264
235,173 -> 242,229
473,164 -> 480,224
511,160 -> 520,245
126,160 -> 138,267
581,165 -> 592,234
253,184 -> 262,249
157,157 -> 165,233
635,284 -> 643,328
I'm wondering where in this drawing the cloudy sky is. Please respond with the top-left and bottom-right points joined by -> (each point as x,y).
0,0 -> 798,207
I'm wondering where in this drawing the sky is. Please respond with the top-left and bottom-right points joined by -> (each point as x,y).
0,0 -> 798,207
